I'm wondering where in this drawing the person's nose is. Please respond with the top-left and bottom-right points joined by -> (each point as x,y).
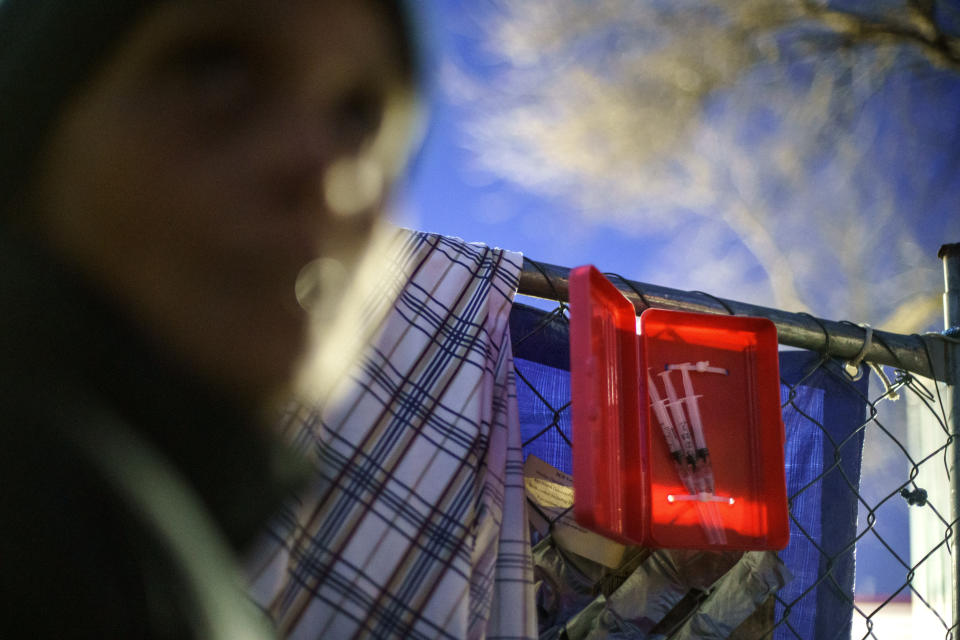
254,105 -> 337,218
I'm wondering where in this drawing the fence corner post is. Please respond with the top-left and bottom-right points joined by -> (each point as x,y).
939,243 -> 960,634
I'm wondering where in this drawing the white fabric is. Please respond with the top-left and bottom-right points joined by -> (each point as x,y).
248,230 -> 536,639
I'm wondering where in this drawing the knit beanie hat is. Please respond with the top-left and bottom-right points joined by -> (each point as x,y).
0,0 -> 420,217
0,2 -> 157,215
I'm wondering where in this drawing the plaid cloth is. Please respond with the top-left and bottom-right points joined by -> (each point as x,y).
248,231 -> 536,640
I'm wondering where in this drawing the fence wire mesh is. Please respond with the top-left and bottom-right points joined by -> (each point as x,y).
511,262 -> 956,640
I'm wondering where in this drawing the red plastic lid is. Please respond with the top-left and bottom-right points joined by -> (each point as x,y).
570,265 -> 789,550
570,265 -> 646,545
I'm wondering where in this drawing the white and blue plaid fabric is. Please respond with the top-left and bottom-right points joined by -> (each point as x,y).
249,231 -> 536,639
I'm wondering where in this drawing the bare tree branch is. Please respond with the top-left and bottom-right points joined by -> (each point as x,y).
448,0 -> 960,331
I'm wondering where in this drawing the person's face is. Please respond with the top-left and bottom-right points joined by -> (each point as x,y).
29,0 -> 415,403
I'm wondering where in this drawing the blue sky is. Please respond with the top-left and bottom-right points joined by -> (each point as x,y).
399,0 -> 960,327
397,2 -> 663,278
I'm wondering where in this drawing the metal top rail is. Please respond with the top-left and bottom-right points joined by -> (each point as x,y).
518,258 -> 953,383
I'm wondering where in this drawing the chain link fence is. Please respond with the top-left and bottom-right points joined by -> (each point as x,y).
511,258 -> 957,640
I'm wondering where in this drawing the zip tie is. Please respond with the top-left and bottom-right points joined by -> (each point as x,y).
868,362 -> 901,402
843,324 -> 872,380
666,361 -> 729,375
668,493 -> 735,505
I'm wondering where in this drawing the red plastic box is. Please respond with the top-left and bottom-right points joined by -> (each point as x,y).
570,265 -> 789,550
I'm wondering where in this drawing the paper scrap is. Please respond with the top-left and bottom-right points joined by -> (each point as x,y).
524,454 -> 627,568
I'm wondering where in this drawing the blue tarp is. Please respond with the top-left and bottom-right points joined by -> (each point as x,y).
510,303 -> 869,638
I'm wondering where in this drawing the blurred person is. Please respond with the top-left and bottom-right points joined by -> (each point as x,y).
0,1 -> 420,638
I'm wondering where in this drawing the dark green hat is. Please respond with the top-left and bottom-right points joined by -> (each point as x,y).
0,2 -> 156,214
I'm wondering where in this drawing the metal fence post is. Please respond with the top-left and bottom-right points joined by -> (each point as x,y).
941,243 -> 960,633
